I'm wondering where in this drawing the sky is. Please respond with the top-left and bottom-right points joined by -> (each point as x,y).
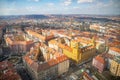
0,0 -> 120,15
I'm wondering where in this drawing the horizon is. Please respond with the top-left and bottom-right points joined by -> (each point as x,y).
0,13 -> 120,17
0,0 -> 120,16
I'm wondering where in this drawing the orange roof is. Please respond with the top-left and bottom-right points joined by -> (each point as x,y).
23,42 -> 69,72
24,52 -> 68,72
57,30 -> 65,33
49,39 -> 57,44
54,52 -> 61,57
113,40 -> 120,45
58,43 -> 66,49
6,37 -> 13,44
26,40 -> 34,44
46,35 -> 54,40
47,54 -> 68,68
110,47 -> 120,53
83,32 -> 91,35
95,55 -> 105,64
75,37 -> 91,44
27,30 -> 54,41
87,46 -> 94,50
6,36 -> 33,45
64,45 -> 73,52
24,56 -> 33,65
27,30 -> 45,40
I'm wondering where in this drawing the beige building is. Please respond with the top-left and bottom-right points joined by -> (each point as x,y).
26,29 -> 54,42
109,47 -> 120,56
23,43 -> 69,80
110,56 -> 120,76
5,34 -> 34,54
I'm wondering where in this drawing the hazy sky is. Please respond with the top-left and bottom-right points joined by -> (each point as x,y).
0,0 -> 120,15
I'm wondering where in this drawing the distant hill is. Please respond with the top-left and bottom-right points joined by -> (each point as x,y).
0,14 -> 119,23
50,14 -> 120,23
76,17 -> 120,23
0,15 -> 49,20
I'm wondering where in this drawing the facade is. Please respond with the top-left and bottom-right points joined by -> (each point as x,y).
90,24 -> 100,32
23,43 -> 69,80
0,61 -> 22,80
92,55 -> 106,73
49,37 -> 96,64
90,24 -> 106,33
26,29 -> 54,42
109,47 -> 120,56
5,34 -> 34,54
110,56 -> 120,76
63,40 -> 96,63
105,53 -> 114,69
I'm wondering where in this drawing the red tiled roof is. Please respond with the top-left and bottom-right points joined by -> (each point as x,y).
0,61 -> 21,80
24,56 -> 33,65
64,45 -> 73,52
26,30 -> 54,41
5,37 -> 33,45
24,54 -> 68,72
58,43 -> 66,49
27,30 -> 45,40
95,55 -> 105,64
110,47 -> 120,53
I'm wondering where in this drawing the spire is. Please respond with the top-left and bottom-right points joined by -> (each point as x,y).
91,34 -> 96,47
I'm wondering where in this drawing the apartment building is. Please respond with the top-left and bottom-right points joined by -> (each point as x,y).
5,33 -> 34,54
23,43 -> 69,80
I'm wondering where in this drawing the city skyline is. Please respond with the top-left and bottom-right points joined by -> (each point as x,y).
0,0 -> 120,16
0,1 -> 120,79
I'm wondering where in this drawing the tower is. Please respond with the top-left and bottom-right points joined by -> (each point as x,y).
91,35 -> 96,47
34,46 -> 41,61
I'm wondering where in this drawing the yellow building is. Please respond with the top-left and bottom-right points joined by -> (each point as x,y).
48,36 -> 96,64
63,40 -> 96,63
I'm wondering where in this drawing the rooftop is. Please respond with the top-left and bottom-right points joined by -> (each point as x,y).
5,34 -> 33,45
0,61 -> 21,80
26,29 -> 54,41
95,55 -> 105,64
110,47 -> 120,53
23,43 -> 68,72
49,37 -> 95,53
13,35 -> 25,41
